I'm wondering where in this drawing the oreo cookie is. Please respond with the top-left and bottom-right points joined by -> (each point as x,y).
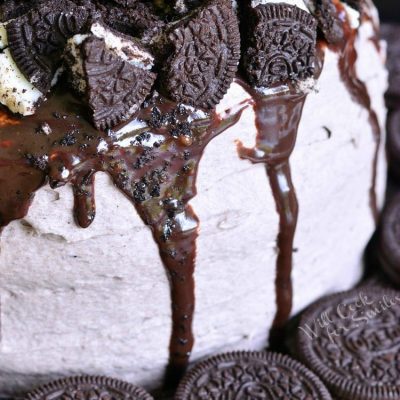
242,3 -> 317,88
175,351 -> 332,399
378,194 -> 400,285
6,0 -> 91,93
313,0 -> 344,44
161,0 -> 240,110
70,28 -> 156,130
297,288 -> 400,400
25,375 -> 154,400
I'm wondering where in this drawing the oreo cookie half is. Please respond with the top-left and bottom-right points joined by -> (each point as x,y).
65,23 -> 156,130
175,351 -> 332,399
378,194 -> 400,284
24,375 -> 154,400
162,0 -> 241,110
6,0 -> 91,93
297,288 -> 400,400
242,3 -> 317,88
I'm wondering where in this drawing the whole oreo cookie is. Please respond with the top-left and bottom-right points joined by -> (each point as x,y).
24,375 -> 154,400
175,351 -> 332,399
378,194 -> 400,284
82,36 -> 156,130
161,0 -> 240,110
242,3 -> 317,88
297,288 -> 400,400
6,0 -> 91,92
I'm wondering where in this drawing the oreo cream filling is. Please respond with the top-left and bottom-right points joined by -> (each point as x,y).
0,22 -> 44,116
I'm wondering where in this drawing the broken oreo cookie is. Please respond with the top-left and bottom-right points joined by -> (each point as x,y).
175,351 -> 332,399
25,375 -> 154,400
6,0 -> 91,93
242,3 -> 317,88
161,0 -> 240,110
297,288 -> 400,400
65,23 -> 156,130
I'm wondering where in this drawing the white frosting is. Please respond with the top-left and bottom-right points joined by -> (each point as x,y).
65,34 -> 90,94
343,2 -> 361,29
0,49 -> 44,115
0,13 -> 388,397
90,23 -> 154,70
0,22 -> 8,49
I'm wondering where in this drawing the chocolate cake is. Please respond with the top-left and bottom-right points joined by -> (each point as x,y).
0,0 -> 388,396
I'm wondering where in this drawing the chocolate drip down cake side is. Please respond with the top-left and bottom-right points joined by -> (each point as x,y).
0,0 -> 388,395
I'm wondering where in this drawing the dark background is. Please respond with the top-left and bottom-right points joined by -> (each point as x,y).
374,0 -> 400,21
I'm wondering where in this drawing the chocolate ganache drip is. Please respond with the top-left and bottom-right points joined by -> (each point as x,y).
238,2 -> 320,346
322,0 -> 383,221
0,89 -> 247,380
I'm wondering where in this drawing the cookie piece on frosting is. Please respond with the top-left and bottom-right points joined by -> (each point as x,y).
6,0 -> 91,93
65,23 -> 156,130
242,3 -> 317,88
160,0 -> 241,110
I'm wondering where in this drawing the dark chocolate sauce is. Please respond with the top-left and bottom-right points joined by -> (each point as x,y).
235,85 -> 305,344
235,47 -> 325,347
0,86 -> 248,381
332,0 -> 382,222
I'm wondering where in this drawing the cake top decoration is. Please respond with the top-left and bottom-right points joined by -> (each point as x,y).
0,0 -> 341,126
